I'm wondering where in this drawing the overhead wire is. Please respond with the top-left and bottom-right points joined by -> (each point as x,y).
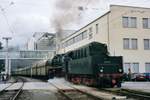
0,3 -> 14,35
73,0 -> 150,29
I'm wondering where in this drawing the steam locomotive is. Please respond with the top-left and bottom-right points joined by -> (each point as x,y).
13,42 -> 123,87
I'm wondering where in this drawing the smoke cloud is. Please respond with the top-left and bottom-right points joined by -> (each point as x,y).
51,0 -> 85,33
51,0 -> 102,35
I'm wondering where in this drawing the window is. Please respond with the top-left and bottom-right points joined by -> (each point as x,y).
89,27 -> 93,39
67,38 -> 74,46
131,39 -> 138,49
74,33 -> 82,43
124,63 -> 139,73
64,30 -> 89,47
74,51 -> 77,59
143,18 -> 150,29
81,49 -> 84,58
132,63 -> 139,73
123,38 -> 138,49
123,38 -> 130,49
89,27 -> 92,33
145,63 -> 150,73
123,17 -> 128,27
122,17 -> 137,28
130,17 -> 137,28
84,48 -> 87,57
76,50 -> 79,58
124,63 -> 131,73
144,39 -> 150,50
82,30 -> 88,39
96,24 -> 99,34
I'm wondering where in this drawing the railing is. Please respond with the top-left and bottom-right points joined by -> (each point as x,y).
0,50 -> 55,59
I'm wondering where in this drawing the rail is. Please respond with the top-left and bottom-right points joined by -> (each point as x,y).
101,88 -> 150,100
49,82 -> 102,100
0,78 -> 18,93
0,77 -> 25,100
11,78 -> 24,100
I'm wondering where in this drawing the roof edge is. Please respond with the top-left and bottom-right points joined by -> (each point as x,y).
110,4 -> 150,10
62,11 -> 111,41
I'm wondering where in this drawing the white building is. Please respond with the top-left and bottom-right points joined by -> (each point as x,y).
27,32 -> 43,50
58,5 -> 150,73
36,33 -> 55,50
27,32 -> 56,50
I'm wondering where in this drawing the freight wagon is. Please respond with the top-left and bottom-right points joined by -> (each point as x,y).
12,55 -> 64,79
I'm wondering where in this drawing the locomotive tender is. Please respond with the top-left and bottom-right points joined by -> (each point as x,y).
13,42 -> 123,87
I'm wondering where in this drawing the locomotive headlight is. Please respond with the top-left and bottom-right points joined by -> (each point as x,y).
119,69 -> 122,72
100,69 -> 103,73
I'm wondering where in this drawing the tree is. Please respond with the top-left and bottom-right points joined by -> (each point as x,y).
0,42 -> 3,50
0,60 -> 5,72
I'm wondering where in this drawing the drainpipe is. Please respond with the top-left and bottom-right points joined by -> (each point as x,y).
107,13 -> 110,51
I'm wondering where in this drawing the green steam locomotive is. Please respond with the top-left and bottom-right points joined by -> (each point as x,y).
64,42 -> 123,87
13,42 -> 123,87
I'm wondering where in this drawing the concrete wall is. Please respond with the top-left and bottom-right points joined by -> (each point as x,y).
109,5 -> 150,73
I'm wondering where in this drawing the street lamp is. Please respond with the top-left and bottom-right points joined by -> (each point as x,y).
2,37 -> 12,79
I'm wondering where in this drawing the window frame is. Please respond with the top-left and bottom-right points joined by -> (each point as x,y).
145,63 -> 150,73
129,17 -> 137,28
89,27 -> 93,39
132,63 -> 139,73
123,38 -> 138,50
122,16 -> 137,28
124,62 -> 139,73
82,30 -> 88,39
96,24 -> 99,34
122,17 -> 128,28
131,38 -> 138,49
144,39 -> 150,50
124,63 -> 131,73
123,38 -> 130,49
143,18 -> 149,29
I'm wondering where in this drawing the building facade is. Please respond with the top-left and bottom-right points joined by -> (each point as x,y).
58,5 -> 150,73
27,32 -> 56,50
36,33 -> 56,50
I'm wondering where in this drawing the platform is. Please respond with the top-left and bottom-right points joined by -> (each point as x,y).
48,78 -> 126,100
122,82 -> 150,93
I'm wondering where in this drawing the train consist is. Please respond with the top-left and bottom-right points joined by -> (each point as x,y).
12,55 -> 64,79
13,42 -> 123,87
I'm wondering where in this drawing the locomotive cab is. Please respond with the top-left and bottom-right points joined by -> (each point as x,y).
95,56 -> 123,87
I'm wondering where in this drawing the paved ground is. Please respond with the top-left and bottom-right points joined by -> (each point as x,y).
23,82 -> 57,91
122,82 -> 150,93
0,83 -> 11,90
17,90 -> 59,100
48,78 -> 126,100
0,77 -> 60,100
0,77 -> 127,100
1,77 -> 149,100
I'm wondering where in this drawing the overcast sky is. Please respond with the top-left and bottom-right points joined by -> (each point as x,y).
0,0 -> 150,48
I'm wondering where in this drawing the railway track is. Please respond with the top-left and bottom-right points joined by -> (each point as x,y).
50,82 -> 101,100
101,88 -> 150,100
0,77 -> 25,100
